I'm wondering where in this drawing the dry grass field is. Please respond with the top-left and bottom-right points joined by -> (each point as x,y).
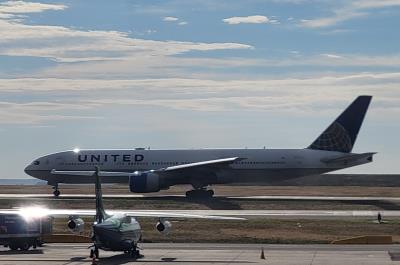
51,218 -> 400,244
2,184 -> 400,197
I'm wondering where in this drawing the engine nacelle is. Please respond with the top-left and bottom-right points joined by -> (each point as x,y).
67,217 -> 84,234
156,220 -> 172,235
129,172 -> 161,193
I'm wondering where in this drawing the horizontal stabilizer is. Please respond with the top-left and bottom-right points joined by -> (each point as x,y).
321,152 -> 376,164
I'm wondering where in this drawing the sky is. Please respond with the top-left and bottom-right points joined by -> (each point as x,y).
0,0 -> 399,179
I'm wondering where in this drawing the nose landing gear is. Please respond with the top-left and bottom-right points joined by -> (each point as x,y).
128,243 -> 142,260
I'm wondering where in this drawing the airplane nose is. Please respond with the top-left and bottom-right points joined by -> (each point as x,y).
24,165 -> 33,176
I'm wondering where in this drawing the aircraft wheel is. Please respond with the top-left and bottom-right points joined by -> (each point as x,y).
186,189 -> 214,199
19,242 -> 30,251
9,244 -> 18,251
53,190 -> 60,197
129,243 -> 140,259
130,249 -> 141,259
186,190 -> 194,199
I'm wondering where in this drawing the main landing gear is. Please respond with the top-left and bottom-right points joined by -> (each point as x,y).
185,188 -> 214,199
124,243 -> 142,260
89,245 -> 99,259
52,184 -> 60,197
131,244 -> 142,259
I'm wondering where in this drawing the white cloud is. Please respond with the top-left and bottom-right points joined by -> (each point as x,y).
266,53 -> 400,68
163,16 -> 178,21
269,19 -> 280,24
0,1 -> 398,125
0,13 -> 252,63
223,15 -> 271,25
352,0 -> 400,9
312,53 -> 400,67
0,1 -> 66,14
1,72 -> 399,123
22,52 -> 400,81
0,101 -> 100,124
321,53 -> 343,59
178,21 -> 188,25
301,0 -> 400,28
300,10 -> 367,28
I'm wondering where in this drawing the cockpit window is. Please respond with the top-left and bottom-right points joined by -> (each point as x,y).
121,216 -> 132,224
33,160 -> 40,165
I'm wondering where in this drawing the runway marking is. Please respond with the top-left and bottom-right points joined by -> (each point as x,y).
105,209 -> 400,219
0,208 -> 398,219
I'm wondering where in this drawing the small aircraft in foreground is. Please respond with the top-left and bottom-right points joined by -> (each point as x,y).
0,167 -> 243,259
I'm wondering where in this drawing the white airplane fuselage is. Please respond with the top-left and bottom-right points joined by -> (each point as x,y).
25,148 -> 372,187
24,96 -> 375,196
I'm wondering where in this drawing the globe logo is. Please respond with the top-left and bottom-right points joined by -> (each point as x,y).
309,122 -> 352,153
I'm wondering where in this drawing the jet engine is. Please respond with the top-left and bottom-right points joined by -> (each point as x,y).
67,217 -> 84,234
156,220 -> 172,235
129,172 -> 161,193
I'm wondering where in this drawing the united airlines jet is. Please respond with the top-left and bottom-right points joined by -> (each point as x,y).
25,96 -> 375,198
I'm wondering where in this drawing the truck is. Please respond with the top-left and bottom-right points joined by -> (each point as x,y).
0,214 -> 52,251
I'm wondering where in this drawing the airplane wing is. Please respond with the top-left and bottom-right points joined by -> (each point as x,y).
0,207 -> 245,220
161,157 -> 241,171
51,157 -> 242,177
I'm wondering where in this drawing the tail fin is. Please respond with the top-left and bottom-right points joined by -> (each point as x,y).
94,167 -> 107,223
308,95 -> 372,153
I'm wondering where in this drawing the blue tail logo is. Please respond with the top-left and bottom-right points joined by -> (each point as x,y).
308,96 -> 372,153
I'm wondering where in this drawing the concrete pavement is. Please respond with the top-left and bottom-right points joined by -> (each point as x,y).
1,243 -> 400,264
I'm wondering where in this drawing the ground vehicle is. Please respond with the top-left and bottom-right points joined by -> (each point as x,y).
0,214 -> 52,251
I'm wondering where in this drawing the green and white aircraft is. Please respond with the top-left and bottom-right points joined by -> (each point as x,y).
0,167 -> 243,259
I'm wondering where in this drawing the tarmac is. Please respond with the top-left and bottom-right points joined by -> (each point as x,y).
1,243 -> 400,264
2,194 -> 400,201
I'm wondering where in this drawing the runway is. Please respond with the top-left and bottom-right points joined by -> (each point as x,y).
0,208 -> 395,220
1,193 -> 400,201
108,209 -> 400,219
1,192 -> 399,220
0,243 -> 399,264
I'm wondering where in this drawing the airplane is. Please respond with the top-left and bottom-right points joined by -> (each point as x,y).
0,167 -> 243,258
24,96 -> 375,199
